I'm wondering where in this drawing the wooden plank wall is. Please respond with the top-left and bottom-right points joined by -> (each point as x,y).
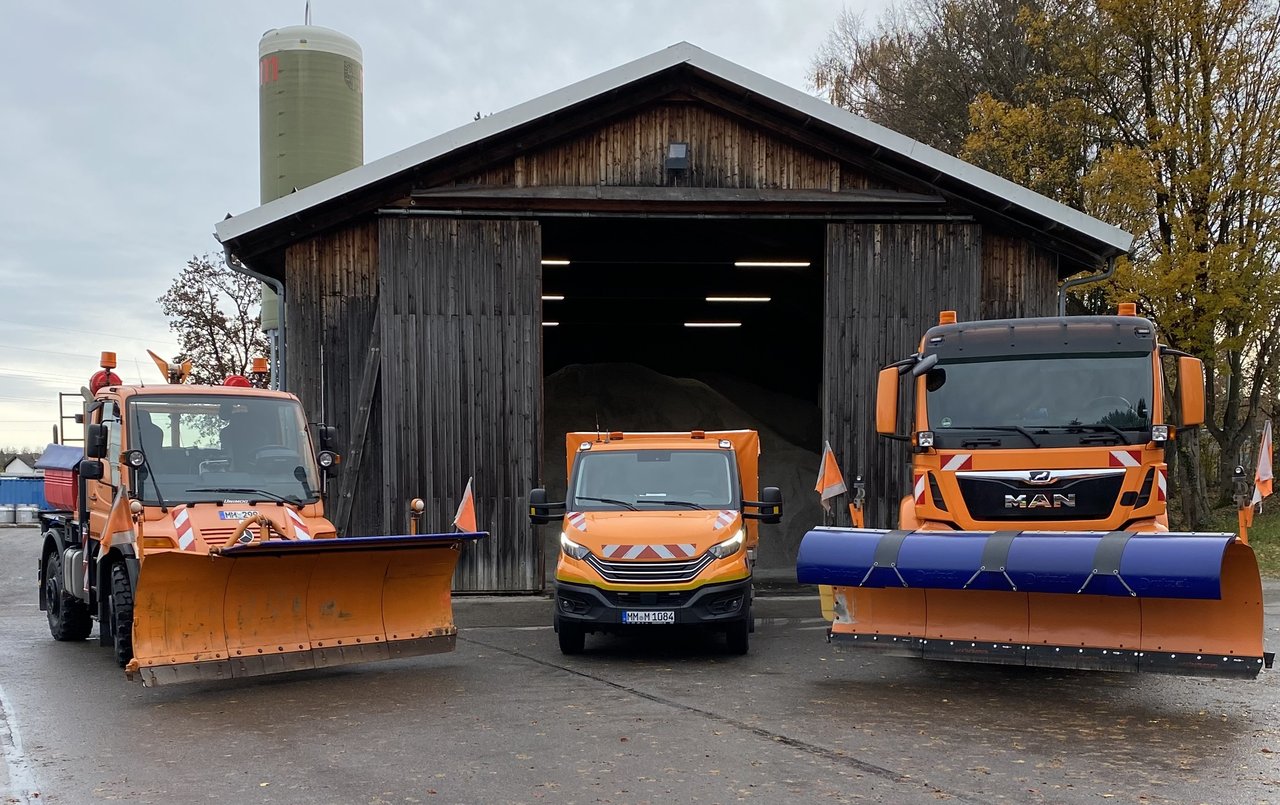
981,233 -> 1060,319
378,216 -> 543,591
824,222 -> 983,527
283,221 -> 384,536
456,102 -> 878,191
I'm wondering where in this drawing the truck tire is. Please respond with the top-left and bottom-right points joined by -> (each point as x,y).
44,551 -> 92,642
557,620 -> 586,655
107,563 -> 134,667
725,616 -> 750,655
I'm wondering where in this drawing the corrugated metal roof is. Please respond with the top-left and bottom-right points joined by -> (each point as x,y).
215,41 -> 1133,256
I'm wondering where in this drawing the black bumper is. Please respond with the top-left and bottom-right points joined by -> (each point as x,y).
554,578 -> 751,629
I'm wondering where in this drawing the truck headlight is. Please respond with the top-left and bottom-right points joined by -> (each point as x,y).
560,532 -> 590,560
708,528 -> 745,559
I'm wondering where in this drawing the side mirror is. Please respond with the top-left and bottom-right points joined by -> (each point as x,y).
317,450 -> 341,475
1177,356 -> 1205,427
743,487 -> 783,524
316,424 -> 338,450
85,423 -> 107,459
79,459 -> 104,481
528,487 -> 564,525
876,367 -> 900,436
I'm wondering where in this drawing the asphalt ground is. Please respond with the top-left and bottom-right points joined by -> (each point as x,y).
1,526 -> 1277,804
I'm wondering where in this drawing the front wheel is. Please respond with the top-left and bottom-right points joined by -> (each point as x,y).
725,616 -> 750,655
557,618 -> 585,655
44,551 -> 92,642
107,563 -> 134,667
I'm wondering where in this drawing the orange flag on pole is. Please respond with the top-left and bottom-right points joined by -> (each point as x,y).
815,440 -> 848,512
453,477 -> 477,532
1252,420 -> 1273,507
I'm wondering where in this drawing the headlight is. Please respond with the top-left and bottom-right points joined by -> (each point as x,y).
560,531 -> 590,560
708,528 -> 745,559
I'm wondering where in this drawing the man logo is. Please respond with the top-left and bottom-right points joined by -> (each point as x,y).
1005,493 -> 1076,509
1027,470 -> 1053,484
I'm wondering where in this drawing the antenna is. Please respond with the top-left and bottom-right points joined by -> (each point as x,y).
134,359 -> 145,387
305,0 -> 311,24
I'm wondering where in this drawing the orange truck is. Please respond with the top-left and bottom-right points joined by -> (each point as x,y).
35,352 -> 482,686
529,431 -> 782,655
797,305 -> 1272,678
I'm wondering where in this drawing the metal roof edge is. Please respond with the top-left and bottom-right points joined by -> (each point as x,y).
215,40 -> 1133,257
215,42 -> 703,245
679,48 -> 1133,256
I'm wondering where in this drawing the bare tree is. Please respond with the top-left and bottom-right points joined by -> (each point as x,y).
157,254 -> 270,385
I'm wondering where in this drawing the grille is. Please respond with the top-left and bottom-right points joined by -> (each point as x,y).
956,473 -> 1125,521
195,525 -> 239,545
584,552 -> 714,584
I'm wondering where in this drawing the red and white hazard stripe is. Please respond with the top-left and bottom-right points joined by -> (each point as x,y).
940,453 -> 972,472
1109,449 -> 1142,467
567,511 -> 587,531
1156,468 -> 1167,502
171,505 -> 197,551
602,543 -> 698,560
286,508 -> 312,540
713,510 -> 736,530
913,474 -> 927,505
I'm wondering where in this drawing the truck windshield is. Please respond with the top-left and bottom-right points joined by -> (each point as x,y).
569,450 -> 737,510
127,394 -> 320,505
926,353 -> 1154,432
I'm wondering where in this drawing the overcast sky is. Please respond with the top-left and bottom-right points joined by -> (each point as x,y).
0,0 -> 887,450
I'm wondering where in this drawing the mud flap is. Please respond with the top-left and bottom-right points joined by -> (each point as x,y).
126,533 -> 484,686
798,527 -> 1266,678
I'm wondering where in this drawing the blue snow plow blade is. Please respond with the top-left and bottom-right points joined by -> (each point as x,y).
796,527 -> 1239,600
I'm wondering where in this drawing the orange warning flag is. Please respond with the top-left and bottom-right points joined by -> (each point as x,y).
101,485 -> 135,552
1252,420 -> 1273,506
815,440 -> 847,512
454,477 -> 478,532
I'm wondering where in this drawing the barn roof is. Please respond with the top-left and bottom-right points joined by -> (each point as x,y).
216,41 -> 1132,268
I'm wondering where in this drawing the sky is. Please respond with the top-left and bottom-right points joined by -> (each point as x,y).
0,0 -> 888,451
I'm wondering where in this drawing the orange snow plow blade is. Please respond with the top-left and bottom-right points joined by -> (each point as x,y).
126,533 -> 483,686
798,528 -> 1269,678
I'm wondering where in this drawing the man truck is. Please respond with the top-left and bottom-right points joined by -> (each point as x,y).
797,305 -> 1270,678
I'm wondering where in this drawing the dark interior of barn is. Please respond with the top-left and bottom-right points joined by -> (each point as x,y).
537,217 -> 827,581
540,218 -> 825,404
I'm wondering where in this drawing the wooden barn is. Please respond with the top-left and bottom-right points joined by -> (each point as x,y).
216,42 -> 1133,592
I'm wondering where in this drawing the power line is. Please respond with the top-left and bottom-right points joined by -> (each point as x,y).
5,319 -> 172,343
0,344 -> 105,361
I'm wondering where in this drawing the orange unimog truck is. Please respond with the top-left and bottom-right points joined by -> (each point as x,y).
36,352 -> 482,686
529,431 -> 782,655
797,305 -> 1271,678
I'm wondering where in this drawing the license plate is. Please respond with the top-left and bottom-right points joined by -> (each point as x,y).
218,510 -> 259,520
622,610 -> 675,625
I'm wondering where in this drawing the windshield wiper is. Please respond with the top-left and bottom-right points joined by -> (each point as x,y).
1037,424 -> 1131,441
185,487 -> 304,506
637,499 -> 706,510
941,425 -> 1042,448
574,495 -> 638,511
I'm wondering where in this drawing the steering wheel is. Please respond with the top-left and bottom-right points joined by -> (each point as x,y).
1081,395 -> 1134,419
252,444 -> 294,458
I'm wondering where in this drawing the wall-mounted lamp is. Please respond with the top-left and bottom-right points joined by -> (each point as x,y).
666,142 -> 690,185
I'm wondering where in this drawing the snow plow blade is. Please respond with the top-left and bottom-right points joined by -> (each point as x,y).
797,528 -> 1267,678
127,532 -> 484,686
